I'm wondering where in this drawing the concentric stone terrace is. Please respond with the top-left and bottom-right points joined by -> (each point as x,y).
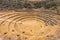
0,11 -> 60,40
